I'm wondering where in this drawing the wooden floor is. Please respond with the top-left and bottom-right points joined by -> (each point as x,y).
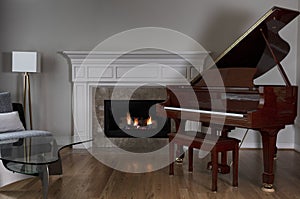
0,148 -> 300,199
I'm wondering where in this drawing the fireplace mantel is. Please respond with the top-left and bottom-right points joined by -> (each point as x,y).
62,50 -> 210,147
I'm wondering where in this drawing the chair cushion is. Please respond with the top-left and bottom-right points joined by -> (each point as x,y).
0,111 -> 25,133
0,92 -> 13,113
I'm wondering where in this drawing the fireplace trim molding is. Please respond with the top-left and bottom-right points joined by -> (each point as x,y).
62,50 -> 210,147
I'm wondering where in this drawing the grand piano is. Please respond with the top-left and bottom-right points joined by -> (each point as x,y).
157,6 -> 299,192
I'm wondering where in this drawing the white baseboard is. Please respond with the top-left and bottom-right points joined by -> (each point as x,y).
240,142 -> 262,149
276,143 -> 295,149
294,144 -> 300,152
240,142 -> 294,149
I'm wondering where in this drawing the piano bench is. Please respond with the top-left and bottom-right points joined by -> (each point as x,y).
168,132 -> 240,192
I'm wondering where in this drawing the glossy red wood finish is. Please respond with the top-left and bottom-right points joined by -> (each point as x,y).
157,6 -> 299,190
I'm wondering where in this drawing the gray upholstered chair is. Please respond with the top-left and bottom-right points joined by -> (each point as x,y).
0,92 -> 63,175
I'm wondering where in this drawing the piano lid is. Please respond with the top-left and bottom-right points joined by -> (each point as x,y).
192,6 -> 299,85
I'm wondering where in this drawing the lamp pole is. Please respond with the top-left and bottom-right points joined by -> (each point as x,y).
23,72 -> 33,130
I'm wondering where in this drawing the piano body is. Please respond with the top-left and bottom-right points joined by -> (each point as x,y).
157,6 -> 299,191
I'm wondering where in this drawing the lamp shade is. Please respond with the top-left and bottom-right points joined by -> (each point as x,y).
12,51 -> 41,73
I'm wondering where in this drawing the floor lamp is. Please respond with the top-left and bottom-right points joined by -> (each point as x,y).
12,51 -> 41,130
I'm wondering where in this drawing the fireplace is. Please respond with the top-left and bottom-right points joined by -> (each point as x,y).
104,100 -> 170,138
62,50 -> 210,147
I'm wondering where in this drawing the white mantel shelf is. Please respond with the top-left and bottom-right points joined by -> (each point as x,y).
62,50 -> 211,147
62,50 -> 210,84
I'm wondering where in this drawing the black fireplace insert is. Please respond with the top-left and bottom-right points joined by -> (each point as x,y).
104,100 -> 170,138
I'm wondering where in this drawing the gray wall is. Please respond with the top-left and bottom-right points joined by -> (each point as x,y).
0,0 -> 299,147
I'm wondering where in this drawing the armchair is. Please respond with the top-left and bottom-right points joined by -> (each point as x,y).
0,92 -> 91,198
0,102 -> 63,175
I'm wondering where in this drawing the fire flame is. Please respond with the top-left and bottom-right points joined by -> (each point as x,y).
133,118 -> 139,126
126,112 -> 152,127
126,112 -> 132,125
146,116 -> 152,125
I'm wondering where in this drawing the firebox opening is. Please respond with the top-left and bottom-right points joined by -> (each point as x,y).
104,100 -> 170,138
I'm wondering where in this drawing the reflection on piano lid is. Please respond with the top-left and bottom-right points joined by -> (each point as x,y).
163,106 -> 244,118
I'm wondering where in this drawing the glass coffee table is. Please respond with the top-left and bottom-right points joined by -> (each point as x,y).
0,135 -> 92,199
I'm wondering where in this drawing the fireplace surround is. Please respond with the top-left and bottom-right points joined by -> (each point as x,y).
62,50 -> 210,148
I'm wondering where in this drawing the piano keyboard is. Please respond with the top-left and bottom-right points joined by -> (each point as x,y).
163,106 -> 244,118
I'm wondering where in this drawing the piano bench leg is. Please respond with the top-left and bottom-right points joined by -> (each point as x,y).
232,144 -> 239,187
211,149 -> 218,192
188,147 -> 193,172
169,163 -> 174,175
169,140 -> 175,175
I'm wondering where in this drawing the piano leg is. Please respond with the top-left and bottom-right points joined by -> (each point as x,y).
174,118 -> 185,163
274,146 -> 278,160
259,128 -> 280,192
175,146 -> 185,163
169,135 -> 175,175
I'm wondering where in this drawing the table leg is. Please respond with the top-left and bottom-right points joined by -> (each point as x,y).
38,164 -> 49,199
